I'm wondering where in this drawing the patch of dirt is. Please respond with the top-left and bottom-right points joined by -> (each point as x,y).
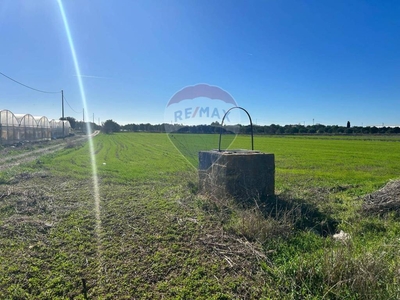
1,215 -> 53,235
0,172 -> 93,249
0,131 -> 98,171
362,180 -> 400,216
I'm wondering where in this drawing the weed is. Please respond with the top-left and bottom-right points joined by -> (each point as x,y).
1,133 -> 400,298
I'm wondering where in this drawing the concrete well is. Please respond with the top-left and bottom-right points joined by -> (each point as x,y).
198,150 -> 275,202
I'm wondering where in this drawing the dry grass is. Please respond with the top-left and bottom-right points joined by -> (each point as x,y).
362,180 -> 400,216
2,133 -> 400,298
292,242 -> 400,299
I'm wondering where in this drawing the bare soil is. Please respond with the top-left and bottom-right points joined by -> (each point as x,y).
0,131 -> 98,171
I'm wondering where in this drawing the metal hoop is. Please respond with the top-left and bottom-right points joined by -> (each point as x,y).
218,106 -> 254,151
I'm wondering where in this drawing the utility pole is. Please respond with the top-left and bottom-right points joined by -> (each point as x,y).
61,90 -> 65,138
93,113 -> 94,124
83,108 -> 85,122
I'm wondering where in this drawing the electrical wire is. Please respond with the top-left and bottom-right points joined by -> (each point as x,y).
0,71 -> 60,94
63,96 -> 81,114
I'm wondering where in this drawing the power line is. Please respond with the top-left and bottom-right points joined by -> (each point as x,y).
63,96 -> 80,114
0,71 -> 60,94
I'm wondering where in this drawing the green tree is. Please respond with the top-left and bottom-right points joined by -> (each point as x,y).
102,119 -> 120,134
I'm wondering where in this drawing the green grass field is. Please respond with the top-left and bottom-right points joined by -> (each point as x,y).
1,132 -> 400,299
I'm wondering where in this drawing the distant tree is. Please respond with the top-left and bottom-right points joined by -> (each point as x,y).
370,126 -> 379,134
352,126 -> 362,134
345,128 -> 353,134
347,121 -> 351,128
317,127 -> 326,134
299,126 -> 308,134
362,126 -> 371,134
102,119 -> 120,134
65,117 -> 76,129
308,128 -> 316,134
284,126 -> 299,134
267,124 -> 278,134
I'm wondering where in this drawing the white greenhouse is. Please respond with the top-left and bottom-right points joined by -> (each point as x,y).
0,109 -> 71,145
50,119 -> 71,140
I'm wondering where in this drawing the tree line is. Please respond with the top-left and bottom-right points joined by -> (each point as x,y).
65,117 -> 400,135
61,117 -> 101,133
121,122 -> 400,135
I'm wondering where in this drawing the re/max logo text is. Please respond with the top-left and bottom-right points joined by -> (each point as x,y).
174,107 -> 230,123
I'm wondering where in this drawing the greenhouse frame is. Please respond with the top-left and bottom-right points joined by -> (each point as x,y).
50,119 -> 71,140
0,109 -> 71,145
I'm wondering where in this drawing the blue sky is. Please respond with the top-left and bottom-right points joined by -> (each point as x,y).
0,0 -> 399,126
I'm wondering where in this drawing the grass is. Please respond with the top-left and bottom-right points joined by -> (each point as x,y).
233,135 -> 400,188
1,132 -> 400,299
36,133 -> 192,181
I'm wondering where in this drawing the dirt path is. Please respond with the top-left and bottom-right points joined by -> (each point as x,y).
0,131 -> 99,171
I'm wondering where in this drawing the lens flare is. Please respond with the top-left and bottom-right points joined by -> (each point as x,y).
57,0 -> 102,266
